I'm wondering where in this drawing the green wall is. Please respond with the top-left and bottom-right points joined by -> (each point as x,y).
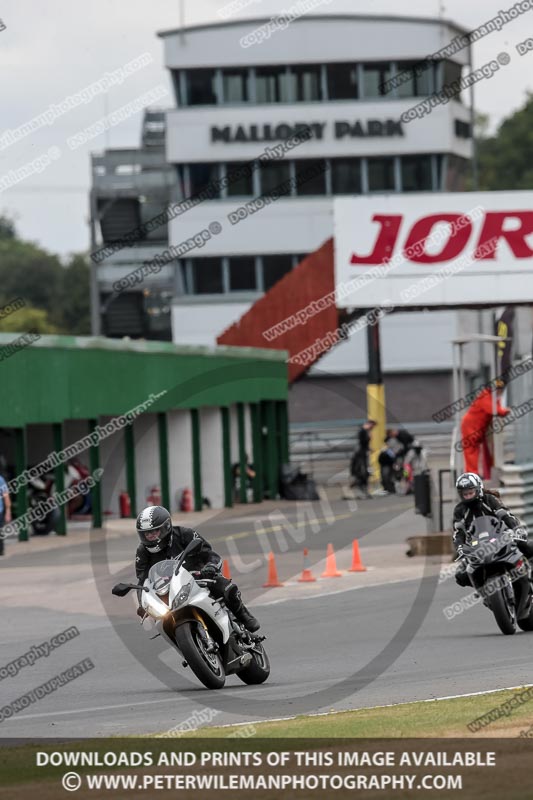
0,335 -> 288,427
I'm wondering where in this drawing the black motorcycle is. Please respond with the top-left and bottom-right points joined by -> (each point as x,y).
461,515 -> 533,635
27,473 -> 60,535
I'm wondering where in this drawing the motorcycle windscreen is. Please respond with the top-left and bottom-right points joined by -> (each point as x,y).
471,515 -> 503,541
147,559 -> 176,597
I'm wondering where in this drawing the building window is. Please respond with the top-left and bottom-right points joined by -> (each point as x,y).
185,69 -> 218,105
225,162 -> 254,197
188,163 -> 220,198
367,157 -> 395,192
176,261 -> 188,294
260,160 -> 292,195
222,68 -> 250,103
326,62 -> 359,100
401,155 -> 433,191
171,70 -> 182,106
395,60 -> 434,97
445,155 -> 470,191
455,119 -> 472,138
294,159 -> 327,195
255,66 -> 291,103
331,158 -> 362,194
362,62 -> 393,97
293,253 -> 308,267
440,60 -> 463,98
262,255 -> 293,290
228,257 -> 257,291
291,64 -> 323,101
191,258 -> 224,294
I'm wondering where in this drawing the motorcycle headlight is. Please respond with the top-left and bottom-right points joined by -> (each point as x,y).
172,581 -> 192,609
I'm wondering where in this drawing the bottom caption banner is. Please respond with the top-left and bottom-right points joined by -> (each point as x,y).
0,739 -> 531,799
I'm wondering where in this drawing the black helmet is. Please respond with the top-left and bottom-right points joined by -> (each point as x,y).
136,505 -> 172,553
456,472 -> 483,506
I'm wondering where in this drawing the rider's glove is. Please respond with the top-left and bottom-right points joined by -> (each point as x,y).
200,563 -> 218,580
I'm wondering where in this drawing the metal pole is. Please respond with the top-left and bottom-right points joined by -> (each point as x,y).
277,400 -> 290,465
89,190 -> 101,336
468,41 -> 479,191
237,403 -> 247,504
250,403 -> 263,503
157,412 -> 170,510
366,318 -> 385,487
88,419 -> 102,529
190,409 -> 202,512
265,401 -> 278,500
221,407 -> 233,509
15,427 -> 28,542
53,422 -> 66,535
124,423 -> 137,517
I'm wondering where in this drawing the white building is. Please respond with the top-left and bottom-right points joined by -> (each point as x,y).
128,15 -> 526,421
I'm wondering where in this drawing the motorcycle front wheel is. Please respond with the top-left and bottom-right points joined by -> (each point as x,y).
175,622 -> 225,689
489,583 -> 517,635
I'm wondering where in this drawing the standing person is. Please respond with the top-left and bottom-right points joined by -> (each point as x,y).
232,454 -> 256,503
403,440 -> 428,494
460,381 -> 509,476
404,440 -> 428,477
377,429 -> 401,495
350,419 -> 376,499
0,468 -> 12,556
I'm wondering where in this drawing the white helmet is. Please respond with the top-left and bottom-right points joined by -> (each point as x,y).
456,473 -> 483,505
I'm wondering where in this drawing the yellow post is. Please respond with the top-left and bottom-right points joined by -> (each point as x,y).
366,318 -> 386,489
367,383 -> 386,488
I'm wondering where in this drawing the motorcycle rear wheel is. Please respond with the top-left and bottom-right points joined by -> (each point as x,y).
517,604 -> 533,631
237,642 -> 270,685
175,622 -> 225,689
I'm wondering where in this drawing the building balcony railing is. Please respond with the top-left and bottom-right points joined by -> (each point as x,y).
92,149 -> 176,194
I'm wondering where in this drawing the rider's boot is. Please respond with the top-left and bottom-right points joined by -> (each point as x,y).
229,595 -> 260,632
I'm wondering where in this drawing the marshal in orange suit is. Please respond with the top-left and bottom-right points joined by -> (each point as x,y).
461,382 -> 510,476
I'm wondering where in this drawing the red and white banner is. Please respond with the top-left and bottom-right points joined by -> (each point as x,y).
334,192 -> 533,309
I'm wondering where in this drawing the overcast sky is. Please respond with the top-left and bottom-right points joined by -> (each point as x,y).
0,0 -> 531,258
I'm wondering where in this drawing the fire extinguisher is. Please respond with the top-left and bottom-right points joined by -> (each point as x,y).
147,485 -> 162,506
119,492 -> 131,518
180,487 -> 193,512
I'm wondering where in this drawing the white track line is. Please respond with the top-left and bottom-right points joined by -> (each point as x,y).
1,697 -> 178,722
4,684 -> 531,726
255,573 -> 428,606
208,684 -> 533,731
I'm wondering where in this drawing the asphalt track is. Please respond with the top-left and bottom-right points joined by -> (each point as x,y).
1,497 -> 533,739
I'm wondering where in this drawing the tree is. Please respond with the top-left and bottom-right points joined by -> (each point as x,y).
0,305 -> 59,334
0,214 -> 16,240
0,219 -> 91,335
58,255 -> 91,334
477,93 -> 533,190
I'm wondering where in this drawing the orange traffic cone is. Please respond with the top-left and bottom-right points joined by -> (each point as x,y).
222,559 -> 231,579
321,543 -> 342,578
298,548 -> 316,583
348,539 -> 367,572
262,552 -> 284,588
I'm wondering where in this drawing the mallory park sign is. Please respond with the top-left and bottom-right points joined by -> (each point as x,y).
211,119 -> 404,144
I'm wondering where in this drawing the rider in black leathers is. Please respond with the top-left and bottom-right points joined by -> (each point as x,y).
134,505 -> 259,632
452,473 -> 533,587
